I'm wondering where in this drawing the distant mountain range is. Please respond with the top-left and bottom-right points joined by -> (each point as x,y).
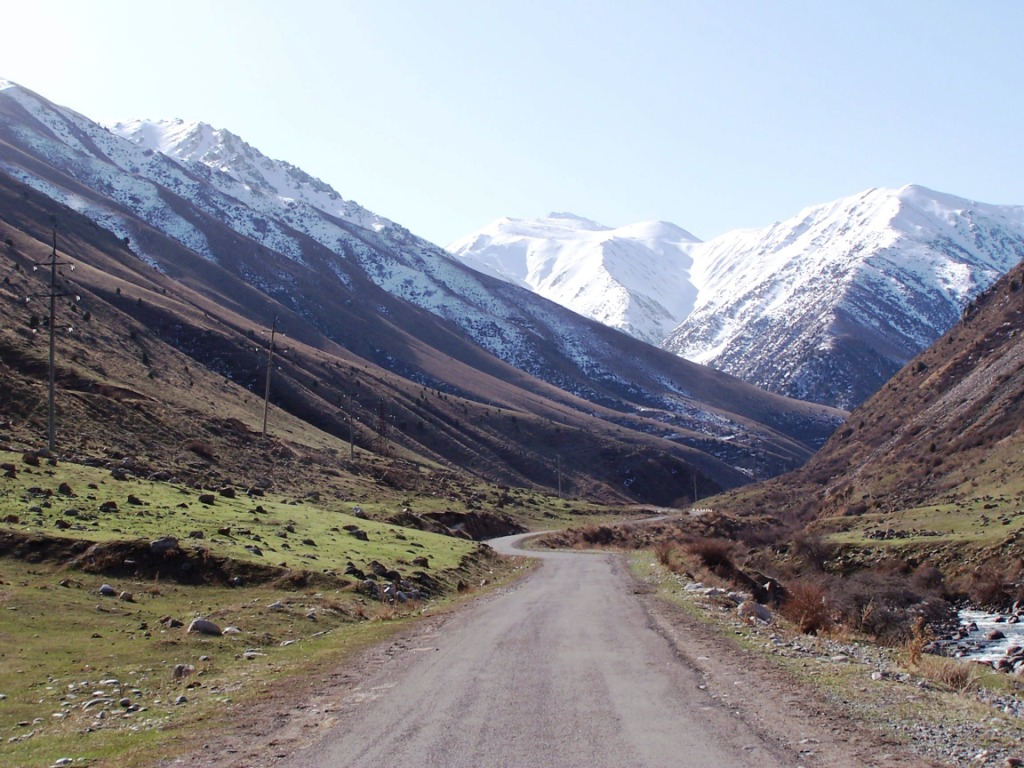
0,79 -> 842,502
451,188 -> 1024,409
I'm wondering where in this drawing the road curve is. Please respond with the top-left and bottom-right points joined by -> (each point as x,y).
280,533 -> 793,768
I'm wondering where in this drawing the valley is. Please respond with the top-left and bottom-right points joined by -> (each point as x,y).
0,74 -> 1023,768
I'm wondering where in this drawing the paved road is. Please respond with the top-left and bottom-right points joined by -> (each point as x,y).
281,534 -> 792,768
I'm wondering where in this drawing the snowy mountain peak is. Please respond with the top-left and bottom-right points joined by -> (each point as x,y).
449,213 -> 701,345
545,212 -> 610,231
0,77 -> 15,91
106,118 -> 389,233
664,184 -> 1024,408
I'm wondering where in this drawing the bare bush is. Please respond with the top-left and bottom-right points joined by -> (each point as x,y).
789,531 -> 835,571
652,540 -> 676,568
780,578 -> 833,635
685,537 -> 736,577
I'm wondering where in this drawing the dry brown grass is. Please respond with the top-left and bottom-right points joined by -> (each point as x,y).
913,654 -> 982,694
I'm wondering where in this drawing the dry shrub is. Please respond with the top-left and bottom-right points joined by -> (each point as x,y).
789,531 -> 835,571
685,537 -> 735,577
829,566 -> 953,644
780,578 -> 833,635
962,565 -> 1013,608
580,525 -> 617,547
903,616 -> 931,667
653,540 -> 676,567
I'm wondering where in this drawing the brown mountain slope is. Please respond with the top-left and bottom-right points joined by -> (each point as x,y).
710,257 -> 1024,580
0,173 -> 766,505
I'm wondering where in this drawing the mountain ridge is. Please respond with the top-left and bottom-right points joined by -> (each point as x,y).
451,185 -> 1024,409
0,79 -> 841,503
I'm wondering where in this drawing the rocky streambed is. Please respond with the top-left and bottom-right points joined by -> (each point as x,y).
936,603 -> 1024,677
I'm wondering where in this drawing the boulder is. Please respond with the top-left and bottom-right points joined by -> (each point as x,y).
738,600 -> 773,624
187,618 -> 222,636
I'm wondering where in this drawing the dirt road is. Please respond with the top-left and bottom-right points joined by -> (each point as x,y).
278,534 -> 795,768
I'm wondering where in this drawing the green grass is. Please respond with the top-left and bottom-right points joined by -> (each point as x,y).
0,449 -> 535,766
0,450 -> 476,574
823,500 -> 1024,548
0,554 -> 429,767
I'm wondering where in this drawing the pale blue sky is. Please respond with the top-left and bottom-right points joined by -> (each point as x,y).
3,2 -> 1022,246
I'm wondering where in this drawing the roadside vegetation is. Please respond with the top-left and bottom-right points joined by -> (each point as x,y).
0,447 -> 558,768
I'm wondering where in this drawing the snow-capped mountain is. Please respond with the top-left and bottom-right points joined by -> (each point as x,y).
0,79 -> 843,496
448,214 -> 700,345
452,187 -> 1024,410
665,185 -> 1024,409
107,118 -> 390,234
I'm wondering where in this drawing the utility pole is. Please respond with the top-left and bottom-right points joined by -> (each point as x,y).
557,454 -> 562,499
261,316 -> 278,441
27,228 -> 77,455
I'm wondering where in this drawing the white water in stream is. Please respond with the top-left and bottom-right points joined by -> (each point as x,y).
958,609 -> 1024,662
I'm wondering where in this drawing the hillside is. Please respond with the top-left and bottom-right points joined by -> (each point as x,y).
710,256 -> 1024,581
0,80 -> 843,506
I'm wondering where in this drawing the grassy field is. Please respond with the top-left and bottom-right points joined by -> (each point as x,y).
817,498 -> 1024,548
0,449 -> 540,767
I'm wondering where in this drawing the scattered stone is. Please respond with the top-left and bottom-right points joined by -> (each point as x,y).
175,695 -> 188,705
985,629 -> 1006,642
63,508 -> 79,517
348,528 -> 369,541
187,618 -> 222,636
161,616 -> 185,629
218,486 -> 236,499
99,501 -> 119,513
21,452 -> 40,467
412,556 -> 430,568
98,584 -> 117,597
245,545 -> 263,556
188,530 -> 205,539
172,664 -> 195,681
54,519 -> 72,530
4,514 -> 19,524
53,758 -> 73,766
268,601 -> 286,611
737,601 -> 773,624
126,494 -> 143,505
198,493 -> 216,505
222,626 -> 242,634
118,591 -> 134,603
57,482 -> 74,496
110,467 -> 130,481
119,697 -> 131,708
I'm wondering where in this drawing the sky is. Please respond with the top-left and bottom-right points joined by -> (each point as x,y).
2,2 -> 1023,247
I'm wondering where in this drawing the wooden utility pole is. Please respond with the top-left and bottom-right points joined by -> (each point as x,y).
28,228 -> 76,454
261,316 -> 278,441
